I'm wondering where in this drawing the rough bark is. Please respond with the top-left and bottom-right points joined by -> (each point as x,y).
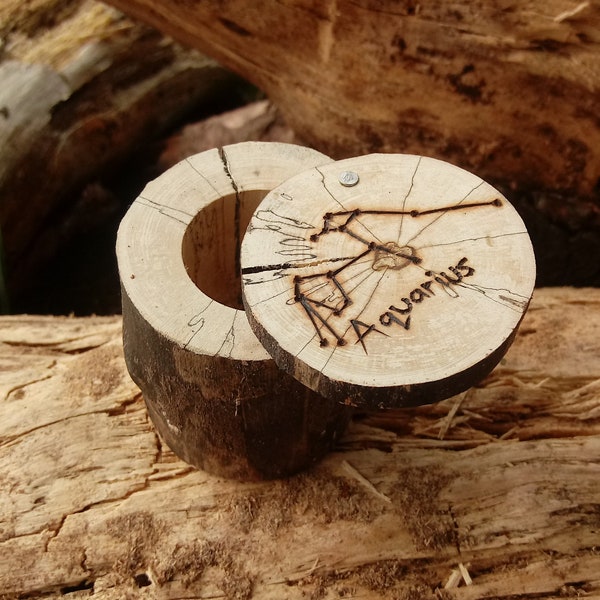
3,0 -> 600,307
1,287 -> 599,598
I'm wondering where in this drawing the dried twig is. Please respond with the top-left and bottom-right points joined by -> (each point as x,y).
553,1 -> 590,22
444,563 -> 473,589
444,568 -> 462,589
341,460 -> 392,504
498,426 -> 519,441
438,392 -> 469,440
459,562 -> 473,585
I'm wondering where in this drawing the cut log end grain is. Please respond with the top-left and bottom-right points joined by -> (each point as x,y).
241,154 -> 536,408
117,141 -> 353,480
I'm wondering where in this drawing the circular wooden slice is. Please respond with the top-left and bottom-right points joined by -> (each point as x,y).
241,154 -> 536,408
117,142 -> 352,479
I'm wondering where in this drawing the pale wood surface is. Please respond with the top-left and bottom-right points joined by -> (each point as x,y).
241,154 -> 536,408
1,287 -> 600,598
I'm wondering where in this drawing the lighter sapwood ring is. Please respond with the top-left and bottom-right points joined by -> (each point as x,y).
117,142 -> 352,480
241,154 -> 536,409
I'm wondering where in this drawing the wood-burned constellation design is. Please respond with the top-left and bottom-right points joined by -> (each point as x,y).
290,198 -> 503,351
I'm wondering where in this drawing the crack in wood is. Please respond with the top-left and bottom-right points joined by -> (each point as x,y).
2,370 -> 54,403
0,400 -> 146,448
135,195 -> 193,227
218,146 -> 243,301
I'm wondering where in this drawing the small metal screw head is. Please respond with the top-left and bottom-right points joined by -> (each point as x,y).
339,171 -> 359,187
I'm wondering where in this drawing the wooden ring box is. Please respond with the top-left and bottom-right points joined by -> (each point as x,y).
117,142 -> 535,480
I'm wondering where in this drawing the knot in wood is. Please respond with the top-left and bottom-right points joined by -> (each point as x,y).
372,242 -> 416,271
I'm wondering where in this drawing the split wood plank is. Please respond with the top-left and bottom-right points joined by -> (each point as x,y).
1,287 -> 600,599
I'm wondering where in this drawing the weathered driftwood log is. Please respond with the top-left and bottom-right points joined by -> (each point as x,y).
0,0 -> 247,296
1,287 -> 599,598
100,0 -> 600,226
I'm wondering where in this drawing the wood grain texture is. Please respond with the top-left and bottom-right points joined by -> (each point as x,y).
0,0 -> 244,295
100,0 -> 600,209
117,142 -> 351,480
1,287 -> 600,598
241,154 -> 536,408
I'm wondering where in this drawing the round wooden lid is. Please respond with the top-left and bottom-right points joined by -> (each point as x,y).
240,154 -> 536,408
